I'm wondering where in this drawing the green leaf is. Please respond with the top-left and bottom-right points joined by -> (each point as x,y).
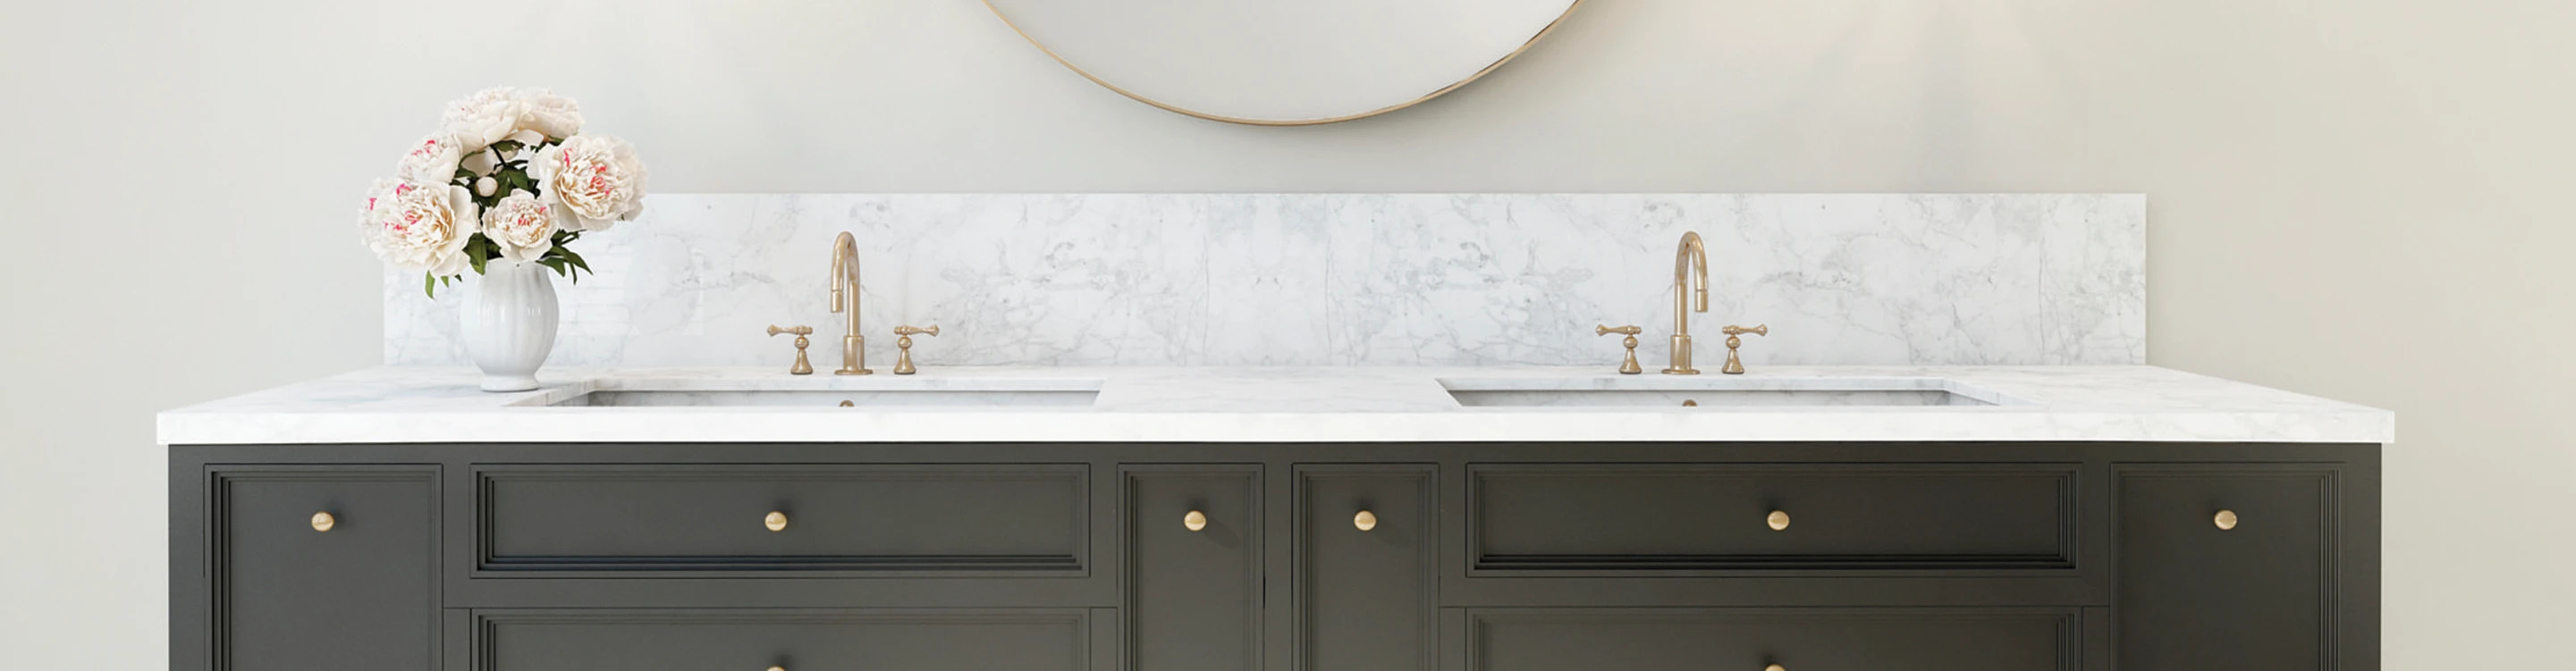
424,272 -> 436,298
468,239 -> 488,276
557,247 -> 591,273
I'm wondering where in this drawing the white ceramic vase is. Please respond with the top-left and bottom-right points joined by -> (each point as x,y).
459,261 -> 561,392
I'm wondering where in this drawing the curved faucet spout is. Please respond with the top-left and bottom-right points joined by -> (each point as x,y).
827,231 -> 871,374
1666,231 -> 1710,374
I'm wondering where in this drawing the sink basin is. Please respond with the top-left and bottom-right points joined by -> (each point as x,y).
527,381 -> 1103,408
1440,376 -> 2027,408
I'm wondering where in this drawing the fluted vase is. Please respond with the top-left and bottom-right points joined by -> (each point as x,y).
459,260 -> 560,392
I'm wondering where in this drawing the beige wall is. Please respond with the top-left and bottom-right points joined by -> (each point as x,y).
4,0 -> 2570,667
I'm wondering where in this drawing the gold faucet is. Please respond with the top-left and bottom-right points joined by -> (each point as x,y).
829,231 -> 872,375
1664,231 -> 1710,374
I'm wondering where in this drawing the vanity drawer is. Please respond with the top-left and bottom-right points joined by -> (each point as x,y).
474,609 -> 1093,671
475,464 -> 1086,573
1470,464 -> 2076,572
1469,608 -> 2077,671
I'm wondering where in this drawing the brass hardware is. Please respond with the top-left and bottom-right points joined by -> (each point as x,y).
1184,510 -> 1208,532
1766,665 -> 1786,671
1682,399 -> 1698,407
1354,510 -> 1378,532
309,511 -> 336,533
2214,509 -> 2239,531
768,667 -> 786,671
829,231 -> 872,375
839,400 -> 855,407
765,324 -> 815,375
764,511 -> 789,533
1720,324 -> 1767,375
1766,509 -> 1790,531
1596,324 -> 1644,374
1665,231 -> 1710,374
892,324 -> 941,375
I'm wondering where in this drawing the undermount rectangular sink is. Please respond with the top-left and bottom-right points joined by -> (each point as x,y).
1440,376 -> 2028,408
528,382 -> 1104,408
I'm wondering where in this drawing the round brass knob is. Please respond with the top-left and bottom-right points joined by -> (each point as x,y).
309,511 -> 336,533
1354,510 -> 1378,532
1766,665 -> 1786,671
768,666 -> 786,671
1766,509 -> 1790,532
764,511 -> 790,533
1184,510 -> 1208,532
2214,509 -> 2239,531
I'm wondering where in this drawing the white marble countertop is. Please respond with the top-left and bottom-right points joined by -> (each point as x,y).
156,365 -> 2393,445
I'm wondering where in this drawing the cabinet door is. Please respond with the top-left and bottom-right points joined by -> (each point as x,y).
1470,608 -> 2075,671
2116,466 -> 2340,670
211,467 -> 436,671
1126,466 -> 1262,671
1297,466 -> 1435,671
478,609 -> 1090,671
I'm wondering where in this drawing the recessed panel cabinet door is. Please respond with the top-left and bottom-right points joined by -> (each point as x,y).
210,468 -> 436,671
1126,466 -> 1262,671
1297,466 -> 1435,671
2116,466 -> 2340,670
1471,608 -> 2075,671
478,609 -> 1090,671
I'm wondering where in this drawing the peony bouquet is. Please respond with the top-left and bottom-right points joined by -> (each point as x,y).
359,88 -> 647,297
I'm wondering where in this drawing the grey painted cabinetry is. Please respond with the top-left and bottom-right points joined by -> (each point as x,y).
170,442 -> 2379,671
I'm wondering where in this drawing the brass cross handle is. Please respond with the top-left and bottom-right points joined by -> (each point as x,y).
1720,324 -> 1767,374
1596,324 -> 1644,374
766,325 -> 815,375
892,324 -> 940,375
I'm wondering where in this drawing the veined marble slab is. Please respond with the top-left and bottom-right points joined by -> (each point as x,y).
385,194 -> 2146,367
156,365 -> 2393,445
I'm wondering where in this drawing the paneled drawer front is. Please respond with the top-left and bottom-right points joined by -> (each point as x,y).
1470,608 -> 2078,671
211,467 -> 436,671
477,465 -> 1085,573
475,609 -> 1091,671
1472,464 -> 2076,571
1126,466 -> 1262,671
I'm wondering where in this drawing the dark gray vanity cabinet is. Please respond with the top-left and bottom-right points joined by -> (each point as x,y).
169,442 -> 2379,671
185,466 -> 439,671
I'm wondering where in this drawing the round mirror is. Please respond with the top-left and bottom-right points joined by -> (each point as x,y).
981,0 -> 1585,126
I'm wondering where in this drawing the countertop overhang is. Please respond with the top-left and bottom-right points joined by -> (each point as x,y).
156,366 -> 2394,445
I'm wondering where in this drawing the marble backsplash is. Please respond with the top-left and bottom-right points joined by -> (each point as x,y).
386,194 -> 2145,368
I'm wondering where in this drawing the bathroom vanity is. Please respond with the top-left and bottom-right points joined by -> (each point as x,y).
162,365 -> 2388,671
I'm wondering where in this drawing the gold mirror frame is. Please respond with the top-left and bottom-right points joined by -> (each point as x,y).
979,0 -> 1588,127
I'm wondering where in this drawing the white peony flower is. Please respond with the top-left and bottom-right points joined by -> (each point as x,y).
531,134 -> 647,232
439,87 -> 526,150
359,179 -> 480,277
481,191 -> 556,263
517,88 -> 584,140
394,135 -> 463,185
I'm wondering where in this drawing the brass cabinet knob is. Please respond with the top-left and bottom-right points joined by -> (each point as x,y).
764,511 -> 790,533
767,667 -> 786,671
1354,510 -> 1378,532
1766,509 -> 1791,532
2214,509 -> 2239,531
309,511 -> 336,533
1766,665 -> 1786,671
1184,510 -> 1208,532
